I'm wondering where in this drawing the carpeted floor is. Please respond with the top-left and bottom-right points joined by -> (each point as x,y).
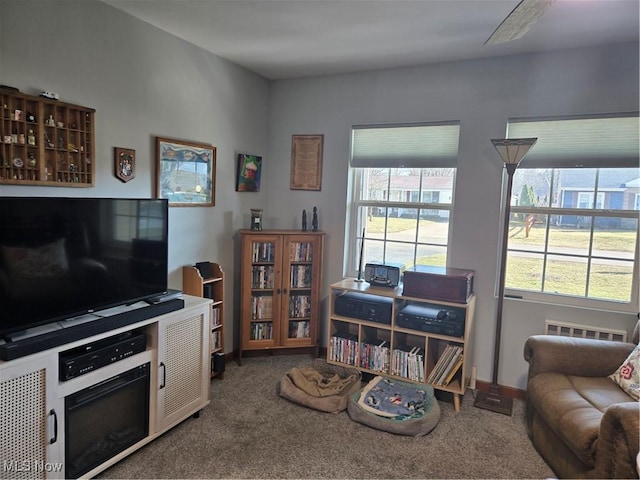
100,354 -> 555,479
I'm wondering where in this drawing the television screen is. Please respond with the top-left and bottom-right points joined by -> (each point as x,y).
0,197 -> 169,339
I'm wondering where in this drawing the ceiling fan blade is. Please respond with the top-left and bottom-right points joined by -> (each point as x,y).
485,0 -> 555,45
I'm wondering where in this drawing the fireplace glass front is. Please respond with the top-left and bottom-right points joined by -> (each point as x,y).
65,363 -> 150,478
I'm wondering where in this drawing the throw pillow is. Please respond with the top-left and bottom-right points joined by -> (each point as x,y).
608,344 -> 640,401
1,238 -> 69,278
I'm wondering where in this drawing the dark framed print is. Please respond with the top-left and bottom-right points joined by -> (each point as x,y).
236,153 -> 262,192
290,134 -> 323,190
114,147 -> 135,183
155,137 -> 216,207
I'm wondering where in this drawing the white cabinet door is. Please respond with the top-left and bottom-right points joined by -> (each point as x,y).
156,306 -> 210,431
0,354 -> 64,479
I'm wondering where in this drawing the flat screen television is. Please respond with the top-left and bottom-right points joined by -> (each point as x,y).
0,197 -> 169,341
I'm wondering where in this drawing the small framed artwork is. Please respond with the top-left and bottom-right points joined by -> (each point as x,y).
290,134 -> 323,191
236,153 -> 262,192
155,137 -> 216,207
114,147 -> 135,183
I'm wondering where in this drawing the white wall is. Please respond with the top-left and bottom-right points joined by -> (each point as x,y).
0,0 -> 269,354
2,0 -> 638,389
266,43 -> 639,389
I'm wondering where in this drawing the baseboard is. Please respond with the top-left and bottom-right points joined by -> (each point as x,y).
475,380 -> 526,401
228,346 -> 318,363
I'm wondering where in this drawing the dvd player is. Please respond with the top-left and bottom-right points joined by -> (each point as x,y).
59,330 -> 147,381
396,303 -> 465,337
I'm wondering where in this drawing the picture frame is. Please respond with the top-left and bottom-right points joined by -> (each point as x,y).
290,134 -> 323,191
155,137 -> 216,207
114,147 -> 135,183
236,153 -> 262,192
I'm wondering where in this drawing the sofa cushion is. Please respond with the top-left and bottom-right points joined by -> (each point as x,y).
527,372 -> 633,467
2,238 -> 68,278
608,343 -> 640,400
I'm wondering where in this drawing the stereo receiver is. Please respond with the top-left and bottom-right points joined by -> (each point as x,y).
396,303 -> 465,337
334,291 -> 393,325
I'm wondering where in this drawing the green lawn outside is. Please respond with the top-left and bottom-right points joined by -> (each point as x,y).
508,221 -> 636,253
366,217 -> 425,233
367,217 -> 636,252
366,217 -> 635,299
506,255 -> 633,302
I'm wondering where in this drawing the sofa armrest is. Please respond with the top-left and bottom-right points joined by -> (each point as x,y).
596,402 -> 640,479
524,335 -> 634,380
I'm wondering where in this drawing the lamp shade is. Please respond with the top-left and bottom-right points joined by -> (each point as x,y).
491,138 -> 538,166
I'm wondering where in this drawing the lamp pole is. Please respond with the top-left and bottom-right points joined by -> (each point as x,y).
492,162 -> 517,386
474,138 -> 537,416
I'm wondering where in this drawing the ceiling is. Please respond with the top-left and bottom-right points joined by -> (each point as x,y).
103,0 -> 639,80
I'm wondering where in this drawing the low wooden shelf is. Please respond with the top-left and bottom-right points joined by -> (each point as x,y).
327,278 -> 475,412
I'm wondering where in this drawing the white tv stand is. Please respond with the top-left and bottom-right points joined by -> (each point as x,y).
0,295 -> 211,479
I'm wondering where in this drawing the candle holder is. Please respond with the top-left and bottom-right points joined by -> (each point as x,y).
250,208 -> 263,231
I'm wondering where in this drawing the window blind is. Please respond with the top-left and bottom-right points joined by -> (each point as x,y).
507,113 -> 639,169
351,121 -> 460,168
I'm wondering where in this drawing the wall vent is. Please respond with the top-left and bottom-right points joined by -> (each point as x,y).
544,319 -> 627,343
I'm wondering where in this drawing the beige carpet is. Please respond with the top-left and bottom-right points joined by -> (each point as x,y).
100,354 -> 555,479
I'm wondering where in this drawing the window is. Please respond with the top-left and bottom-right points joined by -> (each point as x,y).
346,122 -> 459,274
504,114 -> 639,310
114,199 -> 165,243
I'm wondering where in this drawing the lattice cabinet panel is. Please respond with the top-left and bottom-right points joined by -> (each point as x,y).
157,308 -> 209,431
0,369 -> 47,480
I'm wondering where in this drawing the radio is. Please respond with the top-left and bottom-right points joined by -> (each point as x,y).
364,263 -> 401,288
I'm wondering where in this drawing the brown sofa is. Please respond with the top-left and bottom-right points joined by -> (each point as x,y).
524,324 -> 639,479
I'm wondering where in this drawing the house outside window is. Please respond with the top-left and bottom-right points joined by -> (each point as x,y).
504,114 -> 639,311
346,122 -> 459,275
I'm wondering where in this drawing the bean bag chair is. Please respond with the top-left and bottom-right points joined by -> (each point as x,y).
347,375 -> 440,436
279,359 -> 362,413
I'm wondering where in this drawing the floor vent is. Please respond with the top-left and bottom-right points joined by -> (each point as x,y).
544,319 -> 627,343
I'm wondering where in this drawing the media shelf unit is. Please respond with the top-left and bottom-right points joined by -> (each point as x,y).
0,89 -> 95,186
182,262 -> 225,378
238,229 -> 324,364
327,278 -> 475,413
0,295 -> 211,479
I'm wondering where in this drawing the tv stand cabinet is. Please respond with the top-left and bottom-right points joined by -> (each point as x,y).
0,295 -> 211,479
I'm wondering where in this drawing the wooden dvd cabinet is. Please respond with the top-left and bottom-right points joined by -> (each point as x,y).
327,278 -> 475,412
0,89 -> 95,186
238,230 -> 324,363
182,262 -> 225,378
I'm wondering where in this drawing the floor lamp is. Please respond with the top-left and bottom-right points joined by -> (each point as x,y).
474,137 -> 538,416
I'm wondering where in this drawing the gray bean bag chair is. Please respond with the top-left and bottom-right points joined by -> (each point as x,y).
347,375 -> 440,436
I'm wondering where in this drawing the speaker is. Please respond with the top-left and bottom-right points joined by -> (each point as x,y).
195,261 -> 212,279
212,352 -> 225,374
